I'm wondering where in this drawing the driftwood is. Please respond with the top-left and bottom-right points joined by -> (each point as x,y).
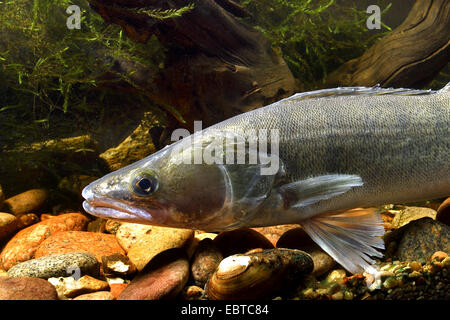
88,0 -> 296,130
326,0 -> 450,88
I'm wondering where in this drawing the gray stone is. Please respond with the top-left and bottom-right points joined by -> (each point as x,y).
7,252 -> 100,279
395,218 -> 450,262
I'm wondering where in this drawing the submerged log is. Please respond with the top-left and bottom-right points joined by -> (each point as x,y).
87,0 -> 296,129
326,0 -> 450,89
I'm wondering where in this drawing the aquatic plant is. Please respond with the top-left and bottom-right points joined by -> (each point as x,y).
240,0 -> 392,88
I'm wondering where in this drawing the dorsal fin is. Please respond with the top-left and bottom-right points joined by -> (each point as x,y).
280,85 -> 437,103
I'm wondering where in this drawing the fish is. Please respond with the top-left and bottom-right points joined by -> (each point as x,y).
82,83 -> 450,275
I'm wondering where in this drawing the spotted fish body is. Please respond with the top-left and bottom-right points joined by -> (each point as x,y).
83,84 -> 450,275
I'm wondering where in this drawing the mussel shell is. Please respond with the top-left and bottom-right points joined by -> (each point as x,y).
205,248 -> 313,300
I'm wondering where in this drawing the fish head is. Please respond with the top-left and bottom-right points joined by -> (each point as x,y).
82,134 -> 240,230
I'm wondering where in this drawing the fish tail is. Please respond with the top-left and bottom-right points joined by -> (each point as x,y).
300,208 -> 385,276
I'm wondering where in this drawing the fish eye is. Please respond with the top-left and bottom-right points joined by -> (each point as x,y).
130,171 -> 159,196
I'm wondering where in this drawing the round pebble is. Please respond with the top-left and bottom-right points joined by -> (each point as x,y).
6,252 -> 100,279
191,238 -> 223,287
0,276 -> 58,300
436,197 -> 450,226
0,212 -> 18,241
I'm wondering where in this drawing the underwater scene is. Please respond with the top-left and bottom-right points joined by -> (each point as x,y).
0,0 -> 449,303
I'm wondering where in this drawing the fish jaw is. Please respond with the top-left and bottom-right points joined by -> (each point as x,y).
81,182 -> 167,224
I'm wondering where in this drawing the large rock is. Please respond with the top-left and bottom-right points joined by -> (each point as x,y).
115,222 -> 153,252
127,226 -> 194,271
118,249 -> 189,300
34,231 -> 125,267
0,213 -> 89,270
0,276 -> 58,300
7,252 -> 100,279
395,218 -> 450,262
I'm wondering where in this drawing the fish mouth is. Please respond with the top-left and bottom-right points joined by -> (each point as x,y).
82,186 -> 161,223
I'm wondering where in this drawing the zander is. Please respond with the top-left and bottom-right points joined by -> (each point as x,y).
82,83 -> 450,275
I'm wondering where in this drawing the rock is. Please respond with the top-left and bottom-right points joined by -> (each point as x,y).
251,225 -> 300,247
436,197 -> 450,226
34,231 -> 125,268
395,218 -> 450,262
99,114 -> 157,171
0,276 -> 58,300
2,189 -> 48,215
105,219 -> 122,235
58,175 -> 98,200
73,291 -> 116,300
0,213 -> 89,270
16,213 -> 39,229
277,227 -> 336,277
115,222 -> 153,252
181,286 -> 205,300
127,226 -> 194,271
205,248 -> 313,300
110,283 -> 129,299
0,212 -> 18,241
48,275 -> 109,299
191,238 -> 223,287
194,232 -> 218,242
118,249 -> 189,300
102,253 -> 137,278
213,228 -> 274,258
7,252 -> 100,279
391,206 -> 437,228
87,218 -> 107,233
430,251 -> 448,262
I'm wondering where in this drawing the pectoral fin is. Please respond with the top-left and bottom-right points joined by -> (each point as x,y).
278,174 -> 363,209
277,174 -> 384,275
300,208 -> 385,275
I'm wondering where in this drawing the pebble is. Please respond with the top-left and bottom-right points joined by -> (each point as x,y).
48,275 -> 109,299
110,283 -> 129,299
442,256 -> 450,268
395,218 -> 450,262
127,226 -> 194,271
118,249 -> 190,300
325,269 -> 347,286
181,285 -> 205,300
430,251 -> 448,262
73,291 -> 116,300
191,238 -> 223,287
213,228 -> 274,258
34,231 -> 125,268
0,212 -> 18,241
16,213 -> 39,229
115,222 -> 153,252
102,253 -> 137,278
0,213 -> 89,270
6,252 -> 100,279
2,189 -> 48,215
408,261 -> 422,272
194,232 -> 218,242
0,276 -> 58,300
251,224 -> 300,247
277,227 -> 336,276
87,218 -> 107,233
391,206 -> 437,228
105,220 -> 122,235
436,197 -> 450,226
